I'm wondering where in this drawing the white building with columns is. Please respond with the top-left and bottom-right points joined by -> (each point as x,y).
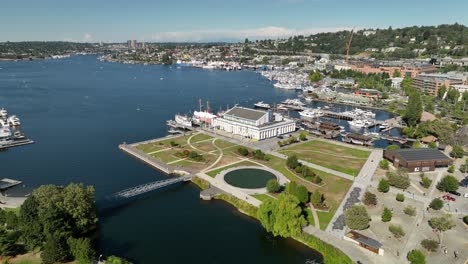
213,106 -> 295,140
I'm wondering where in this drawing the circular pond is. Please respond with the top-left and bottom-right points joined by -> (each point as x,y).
224,168 -> 277,189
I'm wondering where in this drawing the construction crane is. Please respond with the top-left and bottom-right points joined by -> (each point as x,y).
345,29 -> 354,64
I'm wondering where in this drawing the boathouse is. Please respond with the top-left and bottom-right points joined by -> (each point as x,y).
213,106 -> 295,140
383,148 -> 452,172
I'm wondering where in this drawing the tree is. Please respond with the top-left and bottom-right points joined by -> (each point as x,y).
396,193 -> 405,202
447,165 -> 454,173
41,233 -> 71,264
446,88 -> 460,104
420,175 -> 432,188
161,53 -> 172,65
310,191 -> 323,207
295,185 -> 309,204
436,175 -> 459,192
421,239 -> 439,252
0,229 -> 16,257
266,179 -> 280,193
379,159 -> 389,170
68,237 -> 96,264
405,89 -> 423,127
378,178 -> 390,193
363,191 -> 377,206
407,249 -> 426,264
286,155 -> 299,169
437,85 -> 447,99
393,70 -> 401,77
19,196 -> 44,252
429,214 -> 455,242
404,206 -> 416,216
309,71 -> 322,82
389,224 -> 405,239
345,205 -> 370,230
299,131 -> 308,141
450,145 -> 464,158
429,198 -> 443,210
257,194 -> 306,238
4,211 -> 18,230
381,207 -> 392,222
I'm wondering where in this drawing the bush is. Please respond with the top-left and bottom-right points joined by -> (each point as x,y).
420,176 -> 432,188
407,249 -> 426,264
450,145 -> 464,158
294,165 -> 303,174
396,193 -> 405,202
310,191 -> 323,207
421,239 -> 439,252
237,147 -> 249,156
286,155 -> 299,169
389,224 -> 405,239
363,191 -> 377,206
429,198 -> 443,210
266,179 -> 280,193
428,142 -> 437,148
169,141 -> 178,147
404,206 -> 416,216
253,149 -> 267,160
386,172 -> 410,189
436,175 -> 459,192
345,205 -> 370,230
188,151 -> 203,161
386,145 -> 400,150
313,175 -> 322,184
68,237 -> 96,264
299,131 -> 308,141
381,207 -> 392,222
463,215 -> 468,225
378,178 -> 390,193
379,159 -> 389,169
447,165 -> 454,173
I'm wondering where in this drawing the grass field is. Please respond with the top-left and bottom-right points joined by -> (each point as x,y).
279,139 -> 370,176
252,193 -> 276,202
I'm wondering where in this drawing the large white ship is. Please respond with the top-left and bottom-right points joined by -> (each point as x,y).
175,114 -> 193,127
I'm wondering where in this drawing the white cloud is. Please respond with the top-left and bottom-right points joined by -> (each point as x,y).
83,33 -> 93,42
150,26 -> 352,42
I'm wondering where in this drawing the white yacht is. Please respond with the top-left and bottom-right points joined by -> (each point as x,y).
0,119 -> 10,128
348,119 -> 366,128
7,115 -> 20,126
0,127 -> 12,140
0,108 -> 7,119
281,98 -> 306,107
299,108 -> 324,120
254,101 -> 271,110
175,114 -> 193,128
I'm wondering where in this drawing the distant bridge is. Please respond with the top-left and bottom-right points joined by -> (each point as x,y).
108,176 -> 192,200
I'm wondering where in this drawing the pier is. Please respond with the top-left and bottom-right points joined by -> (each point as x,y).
0,178 -> 22,191
119,143 -> 176,175
0,138 -> 34,150
108,176 -> 192,200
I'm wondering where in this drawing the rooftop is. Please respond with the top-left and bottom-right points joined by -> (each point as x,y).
393,148 -> 451,162
224,106 -> 267,121
347,231 -> 382,249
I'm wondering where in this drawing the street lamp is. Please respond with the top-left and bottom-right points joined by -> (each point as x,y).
99,254 -> 103,263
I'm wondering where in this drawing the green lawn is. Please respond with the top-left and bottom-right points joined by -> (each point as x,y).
305,208 -> 316,227
279,139 -> 370,176
206,160 -> 258,177
317,210 -> 335,230
190,133 -> 213,143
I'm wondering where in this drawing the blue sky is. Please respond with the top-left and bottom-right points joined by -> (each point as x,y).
1,0 -> 467,42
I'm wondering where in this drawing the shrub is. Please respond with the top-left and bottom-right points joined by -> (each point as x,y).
428,142 -> 437,149
253,149 -> 267,160
345,205 -> 370,230
310,191 -> 323,207
378,178 -> 390,193
379,159 -> 389,170
295,185 -> 309,204
313,176 -> 322,184
407,249 -> 426,264
436,175 -> 459,192
447,165 -> 454,173
404,206 -> 416,216
420,176 -> 432,188
463,215 -> 468,225
396,193 -> 405,202
421,239 -> 439,252
286,155 -> 299,169
266,179 -> 280,193
389,225 -> 405,239
363,191 -> 377,206
429,214 -> 455,232
237,147 -> 249,156
386,145 -> 400,150
429,198 -> 443,210
386,172 -> 410,189
288,136 -> 298,144
188,151 -> 203,161
450,145 -> 464,158
294,165 -> 303,174
299,131 -> 308,141
169,141 -> 178,147
381,207 -> 392,222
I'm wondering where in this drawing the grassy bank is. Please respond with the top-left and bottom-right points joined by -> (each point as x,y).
214,194 -> 258,218
191,176 -> 210,190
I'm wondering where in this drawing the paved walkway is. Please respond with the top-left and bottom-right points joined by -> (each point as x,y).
309,204 -> 320,229
201,138 -> 223,173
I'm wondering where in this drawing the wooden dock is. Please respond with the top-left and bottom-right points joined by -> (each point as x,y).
0,139 -> 34,150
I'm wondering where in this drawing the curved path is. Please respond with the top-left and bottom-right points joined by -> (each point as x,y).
309,204 -> 320,229
202,138 -> 223,173
187,133 -> 203,152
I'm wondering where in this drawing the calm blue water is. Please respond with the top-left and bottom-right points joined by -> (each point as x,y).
0,55 -> 322,264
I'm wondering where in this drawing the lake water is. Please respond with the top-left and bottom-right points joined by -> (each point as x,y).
0,55 -> 323,263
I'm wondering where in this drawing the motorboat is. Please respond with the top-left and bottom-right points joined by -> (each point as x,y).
13,131 -> 26,140
254,101 -> 271,110
174,114 -> 193,128
0,119 -> 10,128
0,127 -> 12,139
348,119 -> 366,128
299,108 -> 324,120
0,108 -> 7,119
7,115 -> 20,126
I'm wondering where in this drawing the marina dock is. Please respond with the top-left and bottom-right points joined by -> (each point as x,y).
0,138 -> 34,150
0,178 -> 22,191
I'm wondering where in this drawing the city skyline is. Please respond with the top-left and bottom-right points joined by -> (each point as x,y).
1,0 -> 467,42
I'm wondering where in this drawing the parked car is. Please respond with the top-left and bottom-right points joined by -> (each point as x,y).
277,135 -> 284,139
464,193 -> 468,198
442,194 -> 456,201
448,191 -> 461,197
